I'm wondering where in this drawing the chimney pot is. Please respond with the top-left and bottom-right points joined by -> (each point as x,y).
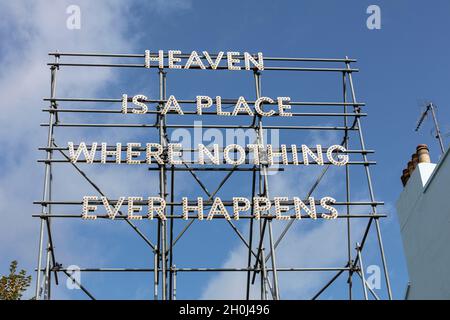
411,153 -> 419,169
401,168 -> 410,186
407,160 -> 415,175
416,144 -> 431,163
401,175 -> 407,187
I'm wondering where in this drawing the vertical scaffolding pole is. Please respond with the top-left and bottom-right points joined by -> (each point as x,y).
342,72 -> 353,300
246,168 -> 257,299
169,166 -> 175,300
153,250 -> 158,300
35,61 -> 58,300
254,71 -> 280,300
251,71 -> 268,300
356,243 -> 368,300
173,265 -> 177,300
158,69 -> 168,300
43,245 -> 52,299
345,60 -> 393,299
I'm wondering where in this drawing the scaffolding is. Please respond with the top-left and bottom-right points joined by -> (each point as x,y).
34,51 -> 392,300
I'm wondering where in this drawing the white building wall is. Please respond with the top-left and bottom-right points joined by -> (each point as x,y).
396,148 -> 450,299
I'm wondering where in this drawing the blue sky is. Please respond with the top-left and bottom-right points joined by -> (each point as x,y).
0,0 -> 449,300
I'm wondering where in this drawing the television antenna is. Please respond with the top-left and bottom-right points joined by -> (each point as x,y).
415,102 -> 445,154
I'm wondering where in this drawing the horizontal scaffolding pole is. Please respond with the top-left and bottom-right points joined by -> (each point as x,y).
41,108 -> 367,117
33,166 -> 281,172
41,123 -> 359,130
43,97 -> 365,107
41,266 -> 352,272
145,167 -> 283,172
38,146 -> 374,154
46,62 -> 359,72
48,51 -> 357,63
37,159 -> 376,165
32,213 -> 387,219
35,200 -> 384,206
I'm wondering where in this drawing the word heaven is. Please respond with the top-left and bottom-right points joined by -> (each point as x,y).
144,50 -> 264,70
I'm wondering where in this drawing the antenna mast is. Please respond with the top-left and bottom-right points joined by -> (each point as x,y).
415,102 -> 445,154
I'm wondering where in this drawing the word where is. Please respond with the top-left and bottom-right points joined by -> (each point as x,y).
68,142 -> 349,166
82,196 -> 338,221
122,95 -> 293,117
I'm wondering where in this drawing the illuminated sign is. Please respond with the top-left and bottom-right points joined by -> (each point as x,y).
76,50 -> 347,221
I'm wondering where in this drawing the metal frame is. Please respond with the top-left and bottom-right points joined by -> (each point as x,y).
34,51 -> 392,300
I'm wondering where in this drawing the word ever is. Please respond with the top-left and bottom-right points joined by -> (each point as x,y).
81,196 -> 338,221
68,142 -> 349,166
122,95 -> 293,117
144,50 -> 264,70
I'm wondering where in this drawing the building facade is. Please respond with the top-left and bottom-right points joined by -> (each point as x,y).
397,145 -> 450,299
